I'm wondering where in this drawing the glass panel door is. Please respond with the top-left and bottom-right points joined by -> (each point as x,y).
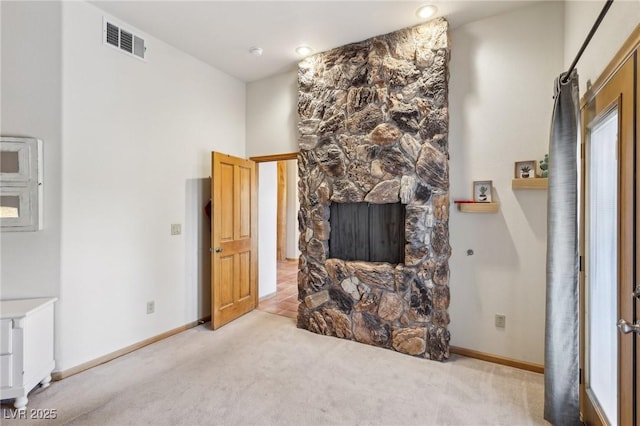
580,42 -> 635,426
585,109 -> 618,426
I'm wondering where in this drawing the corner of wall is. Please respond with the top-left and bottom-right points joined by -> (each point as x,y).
0,0 -> 63,299
447,1 -> 564,365
246,68 -> 299,157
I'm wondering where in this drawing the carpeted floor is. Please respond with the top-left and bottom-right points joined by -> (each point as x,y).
1,311 -> 547,425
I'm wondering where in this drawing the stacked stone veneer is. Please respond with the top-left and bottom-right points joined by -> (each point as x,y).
296,18 -> 451,361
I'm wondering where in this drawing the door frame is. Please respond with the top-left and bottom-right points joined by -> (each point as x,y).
579,25 -> 639,426
249,153 -> 299,163
276,161 -> 287,261
249,152 -> 299,298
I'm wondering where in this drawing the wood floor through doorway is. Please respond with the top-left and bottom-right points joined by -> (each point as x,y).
257,260 -> 298,319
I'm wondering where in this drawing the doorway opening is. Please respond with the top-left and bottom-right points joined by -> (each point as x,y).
251,153 -> 300,320
258,259 -> 298,319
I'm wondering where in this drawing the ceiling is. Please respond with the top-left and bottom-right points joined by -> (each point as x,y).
91,1 -> 540,82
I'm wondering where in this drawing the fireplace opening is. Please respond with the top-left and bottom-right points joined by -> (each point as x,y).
329,202 -> 405,264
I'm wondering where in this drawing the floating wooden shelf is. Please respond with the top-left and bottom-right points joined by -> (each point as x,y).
456,203 -> 499,213
512,178 -> 548,189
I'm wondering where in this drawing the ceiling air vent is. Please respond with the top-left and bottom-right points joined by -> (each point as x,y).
120,30 -> 133,53
103,18 -> 146,60
106,22 -> 119,47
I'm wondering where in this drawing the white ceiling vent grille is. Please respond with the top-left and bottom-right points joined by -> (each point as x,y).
120,30 -> 133,53
103,18 -> 146,60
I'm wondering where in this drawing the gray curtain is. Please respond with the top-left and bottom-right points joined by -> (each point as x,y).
544,70 -> 581,425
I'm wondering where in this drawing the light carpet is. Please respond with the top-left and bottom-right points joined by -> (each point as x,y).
2,311 -> 547,425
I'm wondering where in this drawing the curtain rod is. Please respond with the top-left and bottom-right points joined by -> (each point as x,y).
561,0 -> 614,83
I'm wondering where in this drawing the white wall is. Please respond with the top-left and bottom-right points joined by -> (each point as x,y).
242,2 -> 564,366
245,69 -> 298,157
6,0 -> 623,371
448,1 -> 564,365
246,68 -> 300,293
54,1 -> 245,371
258,162 -> 278,298
1,2 -> 62,299
564,0 -> 640,94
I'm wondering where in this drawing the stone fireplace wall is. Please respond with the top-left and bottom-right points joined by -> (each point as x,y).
296,18 -> 451,360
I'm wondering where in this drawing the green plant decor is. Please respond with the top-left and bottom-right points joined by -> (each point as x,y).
539,154 -> 549,178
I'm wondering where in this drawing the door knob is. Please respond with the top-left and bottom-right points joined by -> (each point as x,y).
617,319 -> 640,335
633,285 -> 640,299
214,247 -> 223,253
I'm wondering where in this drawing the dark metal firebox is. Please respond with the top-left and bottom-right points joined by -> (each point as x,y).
329,202 -> 405,264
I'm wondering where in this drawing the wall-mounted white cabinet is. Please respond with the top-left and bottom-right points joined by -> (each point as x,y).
0,137 -> 43,231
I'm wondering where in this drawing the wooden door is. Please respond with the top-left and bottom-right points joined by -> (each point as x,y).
211,152 -> 257,329
276,161 -> 287,261
580,52 -> 636,426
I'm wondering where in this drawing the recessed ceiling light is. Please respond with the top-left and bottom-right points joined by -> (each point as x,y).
249,47 -> 263,56
416,5 -> 437,20
295,45 -> 313,57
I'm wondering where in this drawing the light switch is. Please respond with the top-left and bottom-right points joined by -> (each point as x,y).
171,224 -> 181,235
495,314 -> 506,328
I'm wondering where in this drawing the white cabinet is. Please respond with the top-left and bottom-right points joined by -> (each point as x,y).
0,298 -> 56,409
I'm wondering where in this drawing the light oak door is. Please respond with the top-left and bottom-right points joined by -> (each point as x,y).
276,160 -> 287,261
211,152 -> 258,329
580,52 -> 636,425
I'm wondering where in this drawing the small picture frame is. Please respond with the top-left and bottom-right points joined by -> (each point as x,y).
473,180 -> 493,203
514,160 -> 537,179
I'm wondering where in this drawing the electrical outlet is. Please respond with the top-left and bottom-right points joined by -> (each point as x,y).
171,224 -> 181,235
147,301 -> 155,314
495,314 -> 506,328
